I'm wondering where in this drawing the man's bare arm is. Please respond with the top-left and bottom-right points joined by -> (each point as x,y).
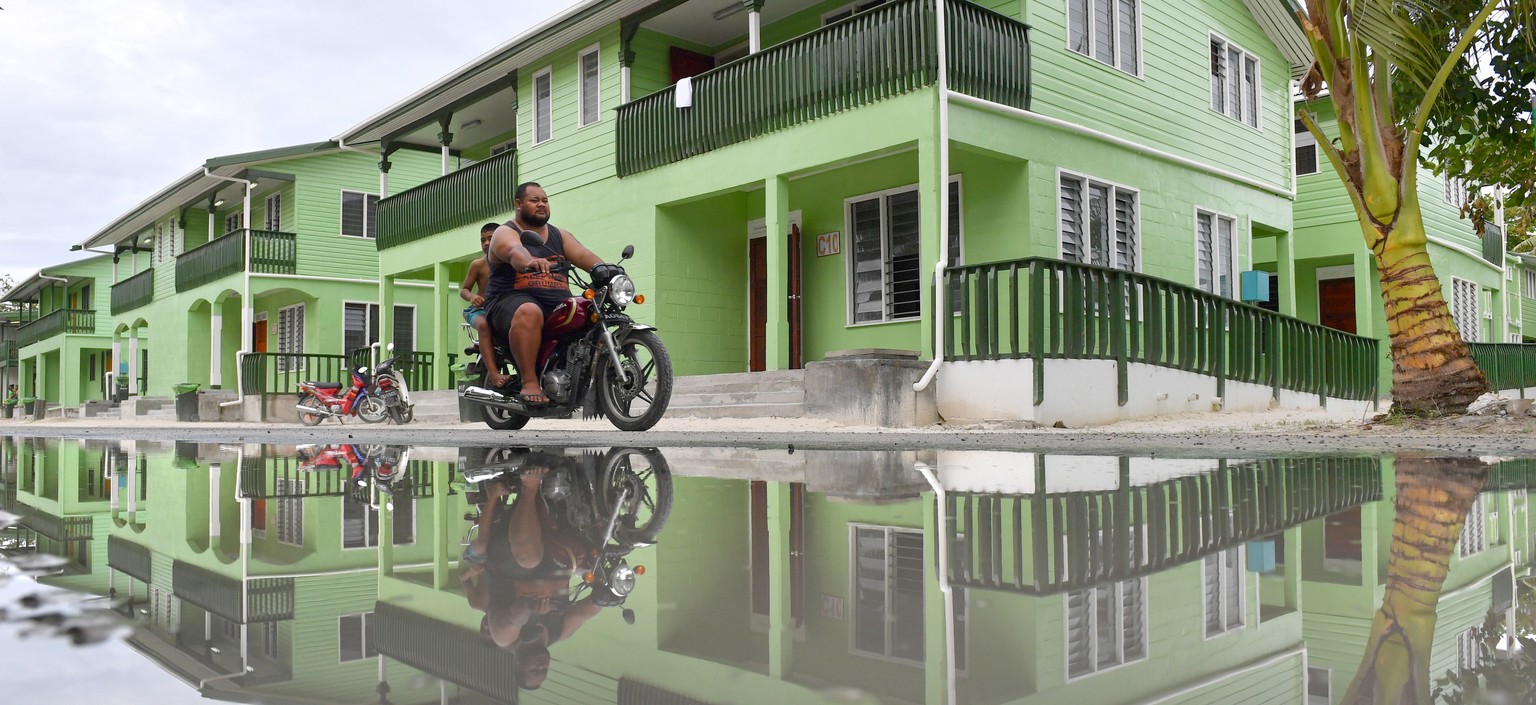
490,225 -> 544,273
558,230 -> 604,272
460,259 -> 487,305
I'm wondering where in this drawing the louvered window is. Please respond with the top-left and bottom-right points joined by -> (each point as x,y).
276,304 -> 305,373
1210,35 -> 1260,128
1308,667 -> 1331,705
1524,270 -> 1536,299
1067,0 -> 1139,74
224,212 -> 242,235
1458,492 -> 1486,558
343,303 -> 415,357
534,67 -> 553,144
342,492 -> 415,549
1060,172 -> 1137,270
1451,278 -> 1481,343
265,193 -> 282,232
338,612 -> 377,663
340,190 -> 380,239
1445,176 -> 1473,209
1295,120 -> 1319,175
851,526 -> 926,662
1066,578 -> 1147,679
579,46 -> 601,127
847,182 -> 961,324
1202,548 -> 1245,637
1456,627 -> 1480,673
261,622 -> 280,661
275,478 -> 305,547
1196,210 -> 1238,297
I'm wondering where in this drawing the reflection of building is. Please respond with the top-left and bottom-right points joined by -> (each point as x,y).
6,438 -> 121,594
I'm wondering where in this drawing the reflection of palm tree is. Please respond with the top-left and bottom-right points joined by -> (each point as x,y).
1344,457 -> 1489,704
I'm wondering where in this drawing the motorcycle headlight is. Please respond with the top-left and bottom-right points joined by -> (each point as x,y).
609,274 -> 636,307
609,562 -> 637,597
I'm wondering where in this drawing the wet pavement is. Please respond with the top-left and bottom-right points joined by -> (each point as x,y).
0,435 -> 1531,704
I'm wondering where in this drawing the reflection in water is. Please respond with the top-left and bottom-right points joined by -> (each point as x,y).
0,435 -> 1533,704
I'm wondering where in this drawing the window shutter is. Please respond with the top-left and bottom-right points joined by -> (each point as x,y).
1116,0 -> 1138,72
1092,0 -> 1114,64
393,494 -> 416,545
853,527 -> 888,653
581,51 -> 601,126
1088,184 -> 1111,268
1196,213 -> 1215,293
1068,0 -> 1089,54
343,303 -> 368,355
535,72 -> 553,143
1114,191 -> 1138,270
885,190 -> 921,320
343,495 -> 369,548
1203,553 -> 1223,636
266,193 -> 282,232
342,192 -> 365,237
1217,216 -> 1235,298
1242,56 -> 1258,127
1210,39 -> 1225,113
850,199 -> 885,323
1060,178 -> 1086,263
890,531 -> 925,660
1223,549 -> 1243,628
1226,47 -> 1242,121
1119,579 -> 1146,660
393,306 -> 415,353
1067,590 -> 1093,677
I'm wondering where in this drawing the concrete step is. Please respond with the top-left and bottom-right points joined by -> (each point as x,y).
673,370 -> 805,395
666,401 -> 806,419
667,370 -> 806,419
669,390 -> 805,407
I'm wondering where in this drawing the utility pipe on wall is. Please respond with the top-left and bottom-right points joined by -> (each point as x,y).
204,168 -> 257,410
913,0 -> 951,393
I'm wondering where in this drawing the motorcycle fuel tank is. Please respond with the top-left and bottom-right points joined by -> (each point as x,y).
543,297 -> 594,336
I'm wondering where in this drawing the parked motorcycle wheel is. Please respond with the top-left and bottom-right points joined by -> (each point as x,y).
597,331 -> 673,432
388,405 -> 413,425
358,396 -> 388,423
483,405 -> 529,431
297,393 -> 324,427
600,447 -> 673,544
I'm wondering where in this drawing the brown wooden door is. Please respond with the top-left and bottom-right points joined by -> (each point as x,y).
1318,278 -> 1357,333
669,46 -> 715,83
788,225 -> 803,370
749,239 -> 766,372
1324,506 -> 1363,561
253,320 -> 268,353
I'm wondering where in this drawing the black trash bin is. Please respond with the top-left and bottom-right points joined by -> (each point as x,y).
457,381 -> 484,424
31,400 -> 45,418
174,383 -> 201,422
1,405 -> 12,419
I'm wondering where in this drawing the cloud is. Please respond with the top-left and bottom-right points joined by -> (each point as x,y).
0,0 -> 548,283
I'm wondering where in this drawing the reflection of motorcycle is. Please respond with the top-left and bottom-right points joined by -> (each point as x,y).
458,446 -> 672,616
297,444 -> 412,502
459,233 -> 674,432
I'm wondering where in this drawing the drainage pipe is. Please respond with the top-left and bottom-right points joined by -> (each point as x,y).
204,168 -> 257,410
914,0 -> 951,393
914,462 -> 956,705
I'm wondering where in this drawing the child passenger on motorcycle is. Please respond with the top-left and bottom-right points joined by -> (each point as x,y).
460,461 -> 603,690
460,223 -> 507,388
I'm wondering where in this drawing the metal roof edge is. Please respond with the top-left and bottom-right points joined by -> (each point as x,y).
201,140 -> 339,170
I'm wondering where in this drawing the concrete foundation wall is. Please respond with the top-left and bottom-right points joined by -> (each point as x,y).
803,358 -> 938,427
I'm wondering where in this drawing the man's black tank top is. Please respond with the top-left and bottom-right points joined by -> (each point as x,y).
485,223 -> 569,302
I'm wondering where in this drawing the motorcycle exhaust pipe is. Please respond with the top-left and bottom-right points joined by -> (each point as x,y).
295,404 -> 336,416
462,386 -> 513,403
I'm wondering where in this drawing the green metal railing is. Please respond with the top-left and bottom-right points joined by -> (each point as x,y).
175,230 -> 297,293
944,258 -> 1381,404
348,347 -> 438,390
377,149 -> 519,251
107,536 -> 152,583
240,352 -> 351,417
376,601 -> 520,704
615,0 -> 1031,177
111,267 -> 155,315
172,560 -> 294,623
1468,342 -> 1536,394
0,341 -> 14,369
16,309 -> 95,349
948,456 -> 1382,595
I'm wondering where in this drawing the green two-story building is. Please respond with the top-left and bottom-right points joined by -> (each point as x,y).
3,256 -> 116,414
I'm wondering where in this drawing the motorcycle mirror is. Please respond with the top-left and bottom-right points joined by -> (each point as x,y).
519,230 -> 544,249
622,609 -> 636,625
620,244 -> 634,261
387,342 -> 395,352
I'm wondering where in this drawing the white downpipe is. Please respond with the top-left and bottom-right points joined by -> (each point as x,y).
210,312 -> 223,388
204,168 -> 257,410
914,462 -> 956,705
914,0 -> 950,393
127,332 -> 139,397
337,140 -> 387,197
209,462 -> 222,539
749,11 -> 762,53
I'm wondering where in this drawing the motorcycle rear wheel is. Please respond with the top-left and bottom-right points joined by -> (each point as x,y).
598,331 -> 673,432
297,393 -> 324,427
601,447 -> 674,544
389,405 -> 413,425
483,405 -> 529,431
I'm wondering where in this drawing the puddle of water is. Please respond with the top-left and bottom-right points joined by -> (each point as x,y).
0,435 -> 1530,704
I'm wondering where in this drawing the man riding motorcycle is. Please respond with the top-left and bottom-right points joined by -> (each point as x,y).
484,181 -> 606,405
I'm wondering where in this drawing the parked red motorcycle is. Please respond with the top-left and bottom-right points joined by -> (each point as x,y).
296,366 -> 387,426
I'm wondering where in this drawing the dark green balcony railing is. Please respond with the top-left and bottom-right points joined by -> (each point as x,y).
1482,223 -> 1505,266
107,535 -> 152,583
376,601 -> 520,704
16,308 -> 95,349
948,456 -> 1382,595
615,0 -> 1030,177
944,258 -> 1381,405
0,341 -> 15,369
348,347 -> 437,391
171,560 -> 295,623
111,267 -> 155,315
1468,342 -> 1536,394
376,149 -> 518,251
175,230 -> 297,293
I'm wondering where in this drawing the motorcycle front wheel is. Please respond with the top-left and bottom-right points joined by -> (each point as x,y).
389,405 -> 413,425
297,393 -> 324,427
597,331 -> 673,432
357,396 -> 388,424
600,447 -> 674,544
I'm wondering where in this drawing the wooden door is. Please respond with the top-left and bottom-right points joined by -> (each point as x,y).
1318,278 -> 1357,333
1324,506 -> 1363,561
788,225 -> 803,370
749,239 -> 767,372
669,46 -> 715,83
253,320 -> 268,353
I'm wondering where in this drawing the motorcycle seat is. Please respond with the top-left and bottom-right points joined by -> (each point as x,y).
306,382 -> 343,390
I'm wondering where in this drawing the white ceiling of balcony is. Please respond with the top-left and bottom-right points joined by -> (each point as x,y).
391,84 -> 519,151
646,0 -> 828,48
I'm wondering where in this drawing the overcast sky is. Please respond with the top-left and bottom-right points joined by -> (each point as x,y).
0,0 -> 553,287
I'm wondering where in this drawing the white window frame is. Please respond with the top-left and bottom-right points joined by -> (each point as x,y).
848,523 -> 942,665
341,301 -> 417,356
1451,277 -> 1481,343
276,303 -> 306,373
578,44 -> 602,128
1194,208 -> 1241,298
1201,547 -> 1246,638
274,477 -> 305,547
1456,626 -> 1480,673
339,190 -> 380,239
1523,270 -> 1536,299
1445,176 -> 1473,210
1057,170 -> 1141,271
532,66 -> 554,145
1065,0 -> 1143,77
1458,492 -> 1486,558
844,177 -> 962,327
1209,33 -> 1262,129
1063,577 -> 1149,681
1294,120 -> 1319,176
337,612 -> 377,663
264,192 -> 282,232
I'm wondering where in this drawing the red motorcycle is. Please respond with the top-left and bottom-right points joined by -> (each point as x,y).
295,366 -> 387,426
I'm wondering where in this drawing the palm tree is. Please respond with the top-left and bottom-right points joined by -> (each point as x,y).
1296,0 -> 1533,413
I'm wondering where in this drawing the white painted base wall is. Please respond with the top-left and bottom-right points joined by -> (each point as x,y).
937,358 -> 1376,427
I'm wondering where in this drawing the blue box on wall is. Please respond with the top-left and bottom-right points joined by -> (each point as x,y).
1240,270 -> 1271,303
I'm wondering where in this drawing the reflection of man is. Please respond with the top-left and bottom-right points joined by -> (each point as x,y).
460,461 -> 603,690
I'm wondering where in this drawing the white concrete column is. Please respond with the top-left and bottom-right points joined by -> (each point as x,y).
441,146 -> 450,175
380,170 -> 389,198
209,463 -> 222,539
127,330 -> 139,397
110,338 -> 121,398
621,66 -> 632,103
210,313 -> 223,388
749,11 -> 762,53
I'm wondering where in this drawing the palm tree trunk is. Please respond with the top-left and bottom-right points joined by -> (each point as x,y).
1373,210 -> 1489,413
1343,457 -> 1489,705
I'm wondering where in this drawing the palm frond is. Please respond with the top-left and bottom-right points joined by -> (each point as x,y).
1354,0 -> 1447,90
